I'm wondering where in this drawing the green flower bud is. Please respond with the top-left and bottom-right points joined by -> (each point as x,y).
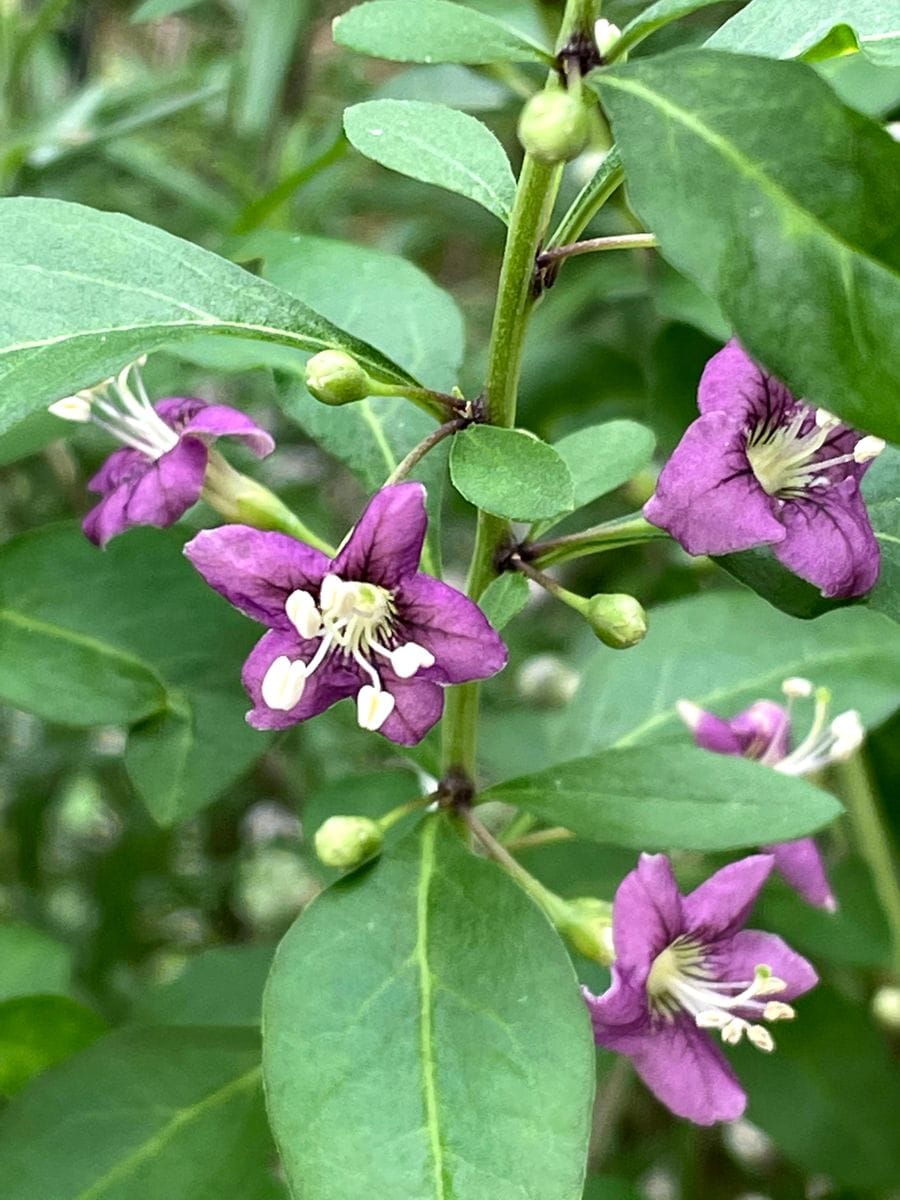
559,897 -> 614,965
314,815 -> 383,869
517,91 -> 589,165
306,350 -> 371,406
872,985 -> 900,1031
585,593 -> 648,650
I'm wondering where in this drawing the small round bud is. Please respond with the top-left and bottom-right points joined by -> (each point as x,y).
585,593 -> 648,650
517,91 -> 589,165
594,18 -> 624,60
872,985 -> 900,1031
516,654 -> 579,708
561,897 -> 614,965
305,350 -> 371,406
313,815 -> 383,869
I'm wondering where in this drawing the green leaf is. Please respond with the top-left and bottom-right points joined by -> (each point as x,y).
707,0 -> 900,66
478,571 -> 531,630
343,99 -> 517,221
736,987 -> 900,1189
715,547 -> 856,620
862,444 -> 900,623
333,0 -> 552,65
0,198 -> 412,436
561,590 -> 900,756
0,996 -> 106,1096
132,0 -> 205,20
532,419 -> 655,535
0,525 -> 269,824
449,425 -> 575,520
0,1026 -> 278,1200
613,0 -> 729,59
0,923 -> 73,1002
234,0 -> 314,138
478,745 -> 843,850
264,818 -> 594,1200
131,945 -> 277,1027
592,52 -> 900,442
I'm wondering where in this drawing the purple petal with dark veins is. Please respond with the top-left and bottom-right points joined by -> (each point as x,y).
180,404 -> 275,458
395,573 -> 508,684
333,482 -> 427,588
378,670 -> 445,746
124,437 -> 208,528
774,479 -> 880,598
611,854 -> 684,981
582,973 -> 651,1047
88,446 -> 148,495
710,929 -> 818,1004
83,484 -> 136,548
683,854 -> 774,941
765,837 -> 837,911
184,525 -> 331,628
242,627 -> 360,730
698,339 -> 793,429
643,411 -> 786,556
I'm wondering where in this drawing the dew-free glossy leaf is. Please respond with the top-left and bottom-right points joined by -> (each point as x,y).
593,52 -> 900,441
478,571 -> 531,630
344,99 -> 517,221
0,996 -> 106,1096
333,0 -> 552,65
562,591 -> 900,756
0,199 -> 412,436
707,0 -> 900,66
861,444 -> 900,623
264,818 -> 594,1200
0,1026 -> 277,1200
450,425 -> 575,520
479,745 -> 843,850
132,945 -> 277,1027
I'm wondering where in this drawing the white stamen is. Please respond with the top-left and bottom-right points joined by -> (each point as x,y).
390,641 -> 435,679
286,589 -> 322,639
676,699 -> 704,732
356,685 -> 395,731
745,400 -> 869,499
747,1025 -> 775,1052
853,436 -> 885,463
829,709 -> 864,760
763,1001 -> 795,1021
782,677 -> 813,699
49,394 -> 93,422
815,408 -> 839,428
319,573 -> 352,617
775,684 -> 865,776
261,656 -> 307,711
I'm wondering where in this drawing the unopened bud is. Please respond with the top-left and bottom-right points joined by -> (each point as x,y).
518,91 -> 589,165
516,654 -> 579,708
594,18 -> 624,60
584,593 -> 648,649
313,815 -> 383,869
872,985 -> 900,1031
560,897 -> 614,965
305,350 -> 371,406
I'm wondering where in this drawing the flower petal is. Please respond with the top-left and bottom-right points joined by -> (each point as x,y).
180,403 -> 275,458
378,671 -> 445,746
683,854 -> 774,941
697,339 -> 794,425
764,838 -> 837,912
124,437 -> 208,528
643,412 -> 786,556
83,484 -> 135,548
395,574 -> 508,685
184,526 -> 331,628
711,929 -> 818,1004
730,700 -> 791,761
629,1016 -> 747,1125
774,479 -> 880,598
688,708 -> 746,756
87,446 -> 148,495
242,628 -> 359,731
583,973 -> 651,1050
611,854 -> 684,980
333,483 -> 427,588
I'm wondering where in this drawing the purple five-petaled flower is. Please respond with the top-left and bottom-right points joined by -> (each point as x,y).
184,482 -> 508,745
644,340 -> 884,598
583,853 -> 817,1125
678,677 -> 864,912
49,361 -> 274,547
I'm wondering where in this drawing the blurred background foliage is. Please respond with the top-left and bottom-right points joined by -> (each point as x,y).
1,2 -> 899,1197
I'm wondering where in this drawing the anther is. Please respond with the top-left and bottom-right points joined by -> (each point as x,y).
49,395 -> 93,422
782,676 -> 813,699
357,685 -> 395,731
853,436 -> 885,463
261,656 -> 307,711
747,1025 -> 775,1052
286,590 -> 322,639
390,642 -> 435,679
763,1001 -> 795,1021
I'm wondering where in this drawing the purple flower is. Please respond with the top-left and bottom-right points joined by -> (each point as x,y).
583,853 -> 817,1125
643,340 -> 884,598
184,483 -> 508,745
49,362 -> 274,547
677,678 -> 864,912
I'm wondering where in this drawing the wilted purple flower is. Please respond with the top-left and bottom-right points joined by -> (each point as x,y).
184,482 -> 507,745
644,340 -> 884,598
678,677 -> 864,912
583,853 -> 817,1125
49,361 -> 274,547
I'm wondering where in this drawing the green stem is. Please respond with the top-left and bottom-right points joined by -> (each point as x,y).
837,752 -> 900,975
546,145 -> 624,250
537,231 -> 657,266
529,513 -> 667,567
385,418 -> 466,486
505,826 -> 576,852
464,808 -> 570,926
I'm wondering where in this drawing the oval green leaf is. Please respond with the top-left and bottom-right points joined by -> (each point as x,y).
593,52 -> 900,441
707,0 -> 900,66
264,818 -> 594,1200
333,0 -> 553,65
344,99 -> 517,221
479,744 -> 843,851
450,425 -> 575,520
